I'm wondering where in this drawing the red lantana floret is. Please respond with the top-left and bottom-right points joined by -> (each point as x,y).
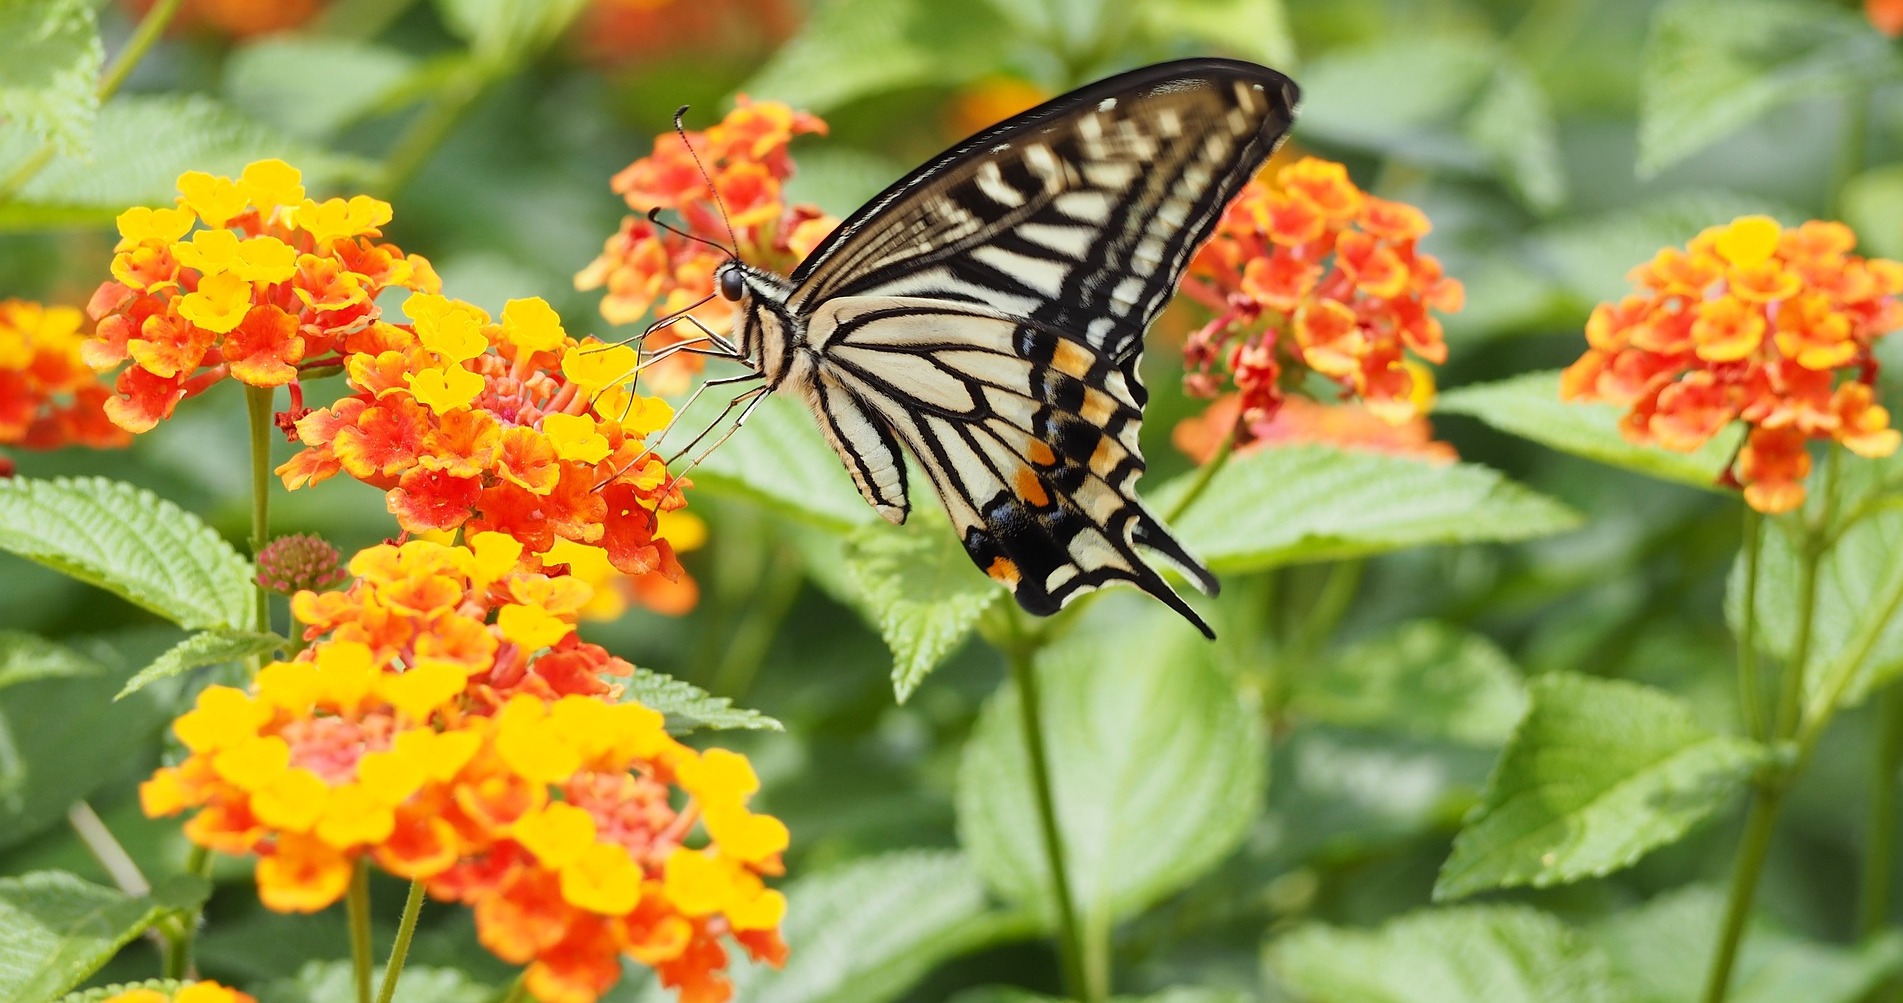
1562,216 -> 1903,513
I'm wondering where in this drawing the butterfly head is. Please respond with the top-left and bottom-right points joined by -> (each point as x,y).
716,259 -> 747,303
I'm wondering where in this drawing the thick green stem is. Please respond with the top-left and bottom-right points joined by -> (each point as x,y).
375,880 -> 428,1003
347,861 -> 374,1003
245,385 -> 276,638
1005,610 -> 1096,1002
1862,690 -> 1903,938
0,0 -> 183,200
1702,785 -> 1787,1003
1738,510 -> 1766,741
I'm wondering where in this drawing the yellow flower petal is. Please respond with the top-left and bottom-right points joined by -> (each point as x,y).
1714,215 -> 1782,269
408,365 -> 485,414
496,602 -> 573,652
177,171 -> 249,228
240,158 -> 305,212
502,297 -> 567,353
115,205 -> 195,251
542,412 -> 612,463
562,343 -> 639,391
562,842 -> 645,915
176,272 -> 253,334
514,802 -> 597,868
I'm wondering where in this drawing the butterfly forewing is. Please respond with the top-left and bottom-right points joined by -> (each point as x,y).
743,59 -> 1299,637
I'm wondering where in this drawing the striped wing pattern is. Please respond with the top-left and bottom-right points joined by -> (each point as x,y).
748,59 -> 1300,637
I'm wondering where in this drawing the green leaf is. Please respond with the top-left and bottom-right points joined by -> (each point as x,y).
1730,480 -> 1903,711
622,851 -> 1027,1003
0,478 -> 254,630
1291,620 -> 1527,747
1135,0 -> 1295,70
1162,445 -> 1581,575
223,37 -> 419,140
1464,59 -> 1566,213
117,629 -> 287,700
1267,905 -> 1628,1003
842,517 -> 1002,703
1435,673 -> 1765,900
0,629 -> 178,850
0,632 -> 100,692
0,95 -> 371,229
1638,0 -> 1895,177
1843,164 -> 1903,263
1437,371 -> 1744,489
0,871 -> 168,1003
957,601 -> 1264,925
1592,885 -> 1903,1003
1296,35 -> 1496,161
692,394 -> 878,533
263,961 -> 493,1003
743,0 -> 1015,114
0,0 -> 101,157
1535,191 -> 1799,306
432,0 -> 590,61
619,668 -> 782,733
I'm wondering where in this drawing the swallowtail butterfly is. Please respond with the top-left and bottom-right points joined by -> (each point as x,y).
683,58 -> 1299,637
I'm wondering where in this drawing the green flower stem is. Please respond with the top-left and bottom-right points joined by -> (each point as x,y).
1163,428 -> 1235,524
1737,509 -> 1766,741
1703,783 -> 1788,1003
1004,608 -> 1097,1002
0,0 -> 183,201
245,385 -> 276,638
348,861 -> 374,1003
161,845 -> 212,979
1862,690 -> 1903,938
375,880 -> 428,1003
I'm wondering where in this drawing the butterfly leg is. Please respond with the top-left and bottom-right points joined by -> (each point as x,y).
658,384 -> 772,497
592,370 -> 766,490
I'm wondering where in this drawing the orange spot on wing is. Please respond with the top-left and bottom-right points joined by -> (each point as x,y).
1080,389 -> 1116,425
1014,467 -> 1050,507
1052,340 -> 1094,378
986,557 -> 1020,584
1027,440 -> 1057,466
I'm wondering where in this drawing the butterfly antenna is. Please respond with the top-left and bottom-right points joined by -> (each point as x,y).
673,105 -> 741,260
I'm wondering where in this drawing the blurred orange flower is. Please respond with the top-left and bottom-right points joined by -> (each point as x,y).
0,299 -> 130,450
85,160 -> 440,433
1869,0 -> 1903,36
576,98 -> 835,393
1562,216 -> 1903,512
1174,393 -> 1456,466
124,0 -> 324,37
573,0 -> 797,66
278,293 -> 696,593
142,536 -> 787,1003
944,76 -> 1048,139
1179,157 -> 1463,443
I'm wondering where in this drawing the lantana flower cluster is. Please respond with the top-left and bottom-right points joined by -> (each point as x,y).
1561,216 -> 1903,512
1179,156 -> 1464,434
276,292 -> 694,587
142,536 -> 788,1003
574,98 -> 836,392
84,159 -> 440,433
0,299 -> 129,450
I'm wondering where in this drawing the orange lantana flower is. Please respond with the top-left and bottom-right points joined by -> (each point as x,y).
1179,156 -> 1463,443
142,537 -> 788,1003
0,299 -> 130,450
278,294 -> 695,591
84,160 -> 439,433
575,98 -> 836,392
1562,216 -> 1903,513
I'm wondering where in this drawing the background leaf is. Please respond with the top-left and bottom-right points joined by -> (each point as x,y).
1266,905 -> 1629,1003
1163,445 -> 1581,574
0,871 -> 167,1003
1290,620 -> 1527,747
1843,164 -> 1903,263
693,394 -> 880,534
0,0 -> 100,158
957,600 -> 1264,926
1591,885 -> 1903,1003
1437,371 -> 1744,489
0,632 -> 100,693
841,517 -> 1001,702
744,0 -> 1014,113
0,478 -> 254,631
222,38 -> 421,141
1134,0 -> 1294,71
1638,0 -> 1894,177
1436,673 -> 1765,900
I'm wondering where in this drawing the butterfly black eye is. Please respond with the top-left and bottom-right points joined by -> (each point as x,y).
717,263 -> 746,302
